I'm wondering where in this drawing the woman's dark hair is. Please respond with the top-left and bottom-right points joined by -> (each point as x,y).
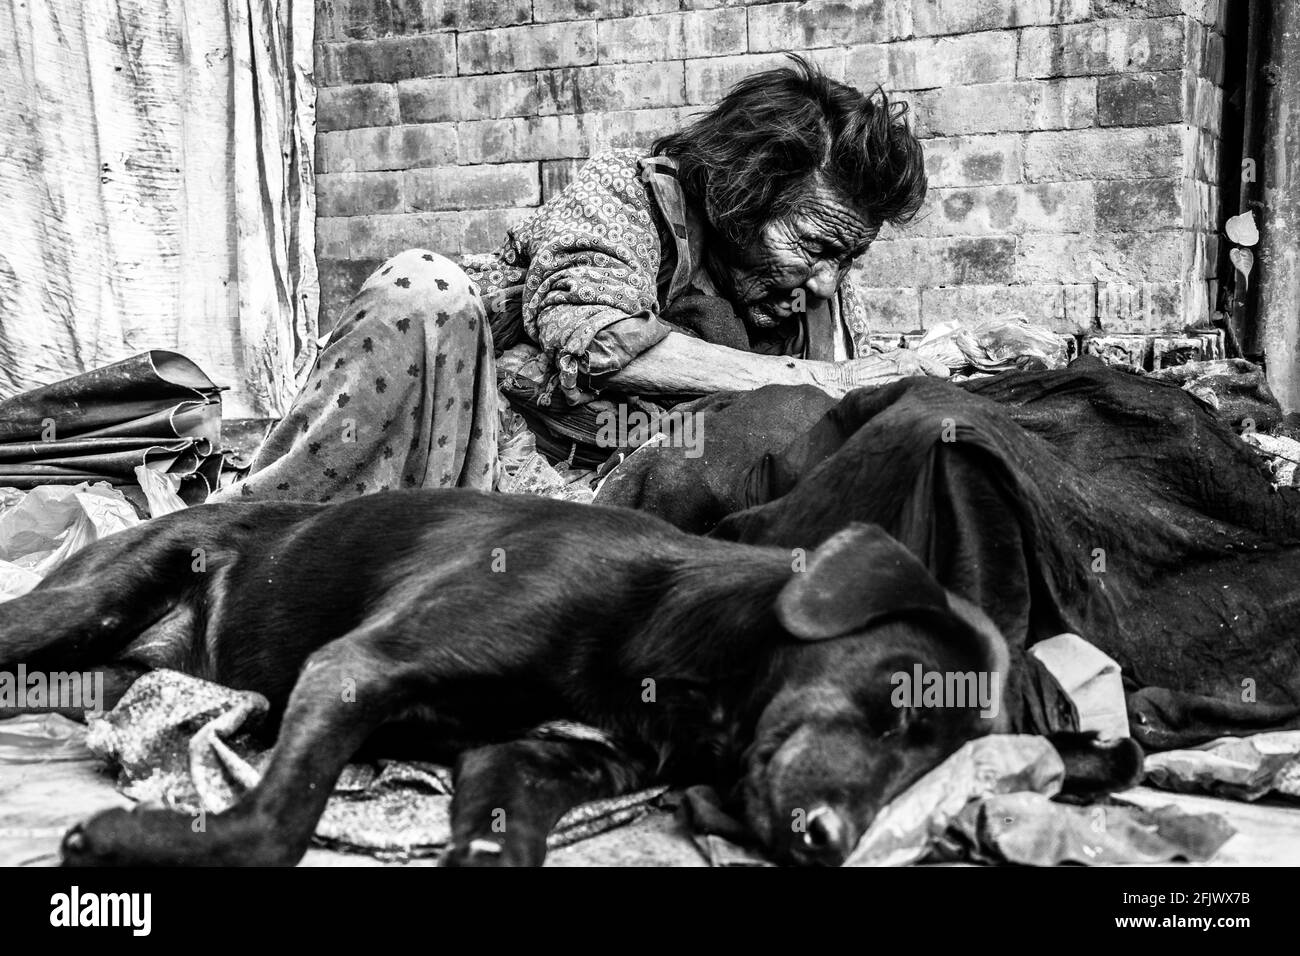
653,55 -> 927,250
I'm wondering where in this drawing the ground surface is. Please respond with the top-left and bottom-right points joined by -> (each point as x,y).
2,716 -> 1298,867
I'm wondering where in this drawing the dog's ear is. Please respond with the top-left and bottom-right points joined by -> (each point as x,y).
776,523 -> 951,641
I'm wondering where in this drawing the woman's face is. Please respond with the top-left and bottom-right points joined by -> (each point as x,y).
718,181 -> 877,330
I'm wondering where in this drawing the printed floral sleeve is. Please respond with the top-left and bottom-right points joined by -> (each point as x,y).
837,274 -> 874,358
519,148 -> 671,404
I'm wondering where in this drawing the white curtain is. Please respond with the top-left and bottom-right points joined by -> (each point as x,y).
0,0 -> 317,419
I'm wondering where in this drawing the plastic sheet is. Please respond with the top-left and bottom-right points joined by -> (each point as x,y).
1144,731 -> 1300,801
916,317 -> 1070,374
0,482 -> 141,600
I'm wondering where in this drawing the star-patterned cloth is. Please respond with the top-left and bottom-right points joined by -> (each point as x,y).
212,250 -> 498,504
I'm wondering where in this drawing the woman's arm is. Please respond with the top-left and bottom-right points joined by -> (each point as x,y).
604,331 -> 942,398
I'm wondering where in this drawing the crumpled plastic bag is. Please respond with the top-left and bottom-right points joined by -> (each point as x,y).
934,791 -> 1235,865
1240,432 -> 1300,488
86,670 -> 666,860
132,465 -> 188,518
1029,634 -> 1129,741
494,388 -> 594,503
846,734 -> 1066,866
0,482 -> 141,600
917,317 -> 1069,375
1143,730 -> 1300,801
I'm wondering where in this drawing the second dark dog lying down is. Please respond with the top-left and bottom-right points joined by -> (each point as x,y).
596,366 -> 1300,746
0,489 -> 1138,866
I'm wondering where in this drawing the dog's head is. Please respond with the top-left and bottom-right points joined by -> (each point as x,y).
744,523 -> 1010,866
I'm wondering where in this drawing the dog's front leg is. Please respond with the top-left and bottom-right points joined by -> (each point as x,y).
63,638 -> 403,866
444,737 -> 651,867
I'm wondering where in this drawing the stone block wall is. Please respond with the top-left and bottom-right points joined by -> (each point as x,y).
315,0 -> 1229,342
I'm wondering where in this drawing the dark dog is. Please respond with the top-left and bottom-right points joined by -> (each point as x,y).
0,489 -> 1137,866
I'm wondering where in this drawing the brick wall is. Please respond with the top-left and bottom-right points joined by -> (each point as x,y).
315,0 -> 1229,348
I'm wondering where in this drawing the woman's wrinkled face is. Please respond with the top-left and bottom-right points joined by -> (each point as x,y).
718,180 -> 877,330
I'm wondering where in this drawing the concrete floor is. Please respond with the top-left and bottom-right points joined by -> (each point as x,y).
4,713 -> 1299,866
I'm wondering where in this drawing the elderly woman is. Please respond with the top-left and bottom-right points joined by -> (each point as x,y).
220,57 -> 938,503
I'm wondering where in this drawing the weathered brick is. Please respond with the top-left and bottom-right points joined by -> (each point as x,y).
1098,72 -> 1184,125
462,207 -> 536,253
1023,125 -> 1183,181
398,77 -> 458,123
1082,333 -> 1151,366
317,84 -> 401,132
535,62 -> 687,115
443,0 -> 533,31
1016,18 -> 1186,78
1095,281 -> 1185,331
316,218 -> 354,260
852,287 -> 922,332
922,134 -> 1025,187
542,159 -> 585,201
853,237 -> 1017,287
1095,179 -> 1183,231
1187,75 -> 1223,129
686,50 -> 846,105
318,0 -> 531,37
457,23 -> 597,75
1185,178 -> 1219,232
465,72 -> 545,120
596,10 -> 746,64
400,73 -> 542,123
1201,28 -> 1226,84
344,212 -> 467,260
318,35 -> 457,85
1093,0 -> 1185,18
586,108 -> 688,153
316,171 -> 406,217
1192,127 -> 1220,182
533,0 -> 677,21
910,182 -> 1095,237
885,32 -> 1019,90
913,0 -> 1089,37
748,1 -> 914,50
921,283 -> 1096,332
912,78 -> 1095,136
317,0 -> 445,41
457,115 -> 588,164
319,35 -> 456,85
317,257 -> 384,334
1015,232 -> 1184,284
840,45 -> 891,90
404,162 -> 540,211
319,124 -> 459,173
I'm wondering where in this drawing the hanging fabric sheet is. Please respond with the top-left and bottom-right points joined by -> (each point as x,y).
0,0 -> 317,419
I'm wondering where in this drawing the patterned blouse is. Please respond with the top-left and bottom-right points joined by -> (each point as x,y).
461,148 -> 873,405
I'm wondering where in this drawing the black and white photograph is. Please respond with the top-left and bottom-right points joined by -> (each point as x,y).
0,0 -> 1295,931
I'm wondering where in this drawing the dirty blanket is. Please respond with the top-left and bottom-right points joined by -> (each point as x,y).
82,670 -> 666,861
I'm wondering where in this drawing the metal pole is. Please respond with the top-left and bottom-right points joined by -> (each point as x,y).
1259,0 -> 1300,413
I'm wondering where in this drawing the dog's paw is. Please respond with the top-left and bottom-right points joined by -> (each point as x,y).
442,838 -> 507,867
1053,732 -> 1145,799
62,808 -> 138,867
441,837 -> 545,867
